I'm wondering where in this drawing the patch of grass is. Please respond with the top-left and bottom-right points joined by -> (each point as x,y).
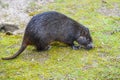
0,0 -> 120,80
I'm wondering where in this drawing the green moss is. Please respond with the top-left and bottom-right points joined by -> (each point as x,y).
0,0 -> 120,79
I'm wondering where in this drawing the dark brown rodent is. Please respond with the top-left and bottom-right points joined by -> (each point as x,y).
2,11 -> 94,60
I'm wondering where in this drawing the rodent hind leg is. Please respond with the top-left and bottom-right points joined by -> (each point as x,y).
36,44 -> 51,51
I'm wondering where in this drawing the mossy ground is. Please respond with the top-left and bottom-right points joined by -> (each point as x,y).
0,0 -> 120,80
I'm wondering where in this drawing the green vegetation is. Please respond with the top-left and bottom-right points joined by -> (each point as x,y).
0,0 -> 120,80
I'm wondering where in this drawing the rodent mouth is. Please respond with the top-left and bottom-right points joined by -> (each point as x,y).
85,46 -> 93,50
85,43 -> 94,50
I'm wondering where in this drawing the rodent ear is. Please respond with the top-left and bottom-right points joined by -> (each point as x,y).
84,31 -> 88,35
84,28 -> 89,35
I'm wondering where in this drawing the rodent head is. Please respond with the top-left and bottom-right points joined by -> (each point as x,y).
77,28 -> 94,50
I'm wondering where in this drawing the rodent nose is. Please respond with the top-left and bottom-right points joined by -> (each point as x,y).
87,46 -> 93,50
86,43 -> 94,50
89,45 -> 94,49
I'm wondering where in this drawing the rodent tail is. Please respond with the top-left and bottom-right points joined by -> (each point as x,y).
2,43 -> 27,60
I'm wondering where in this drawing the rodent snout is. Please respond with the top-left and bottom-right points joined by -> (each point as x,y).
86,43 -> 94,50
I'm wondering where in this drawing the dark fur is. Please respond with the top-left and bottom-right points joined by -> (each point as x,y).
2,11 -> 93,60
